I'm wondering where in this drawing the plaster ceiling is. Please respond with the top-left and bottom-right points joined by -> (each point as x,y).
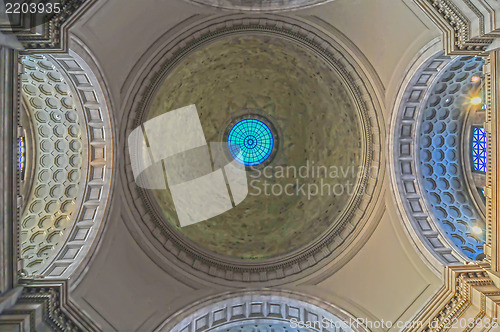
145,33 -> 363,260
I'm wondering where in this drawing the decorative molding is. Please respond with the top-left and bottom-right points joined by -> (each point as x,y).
408,263 -> 500,332
0,0 -> 97,52
483,51 -> 500,271
121,14 -> 383,285
412,0 -> 494,55
157,289 -> 367,332
0,279 -> 100,331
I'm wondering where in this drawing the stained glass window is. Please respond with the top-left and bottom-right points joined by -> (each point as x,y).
19,136 -> 25,180
227,119 -> 274,166
472,126 -> 487,172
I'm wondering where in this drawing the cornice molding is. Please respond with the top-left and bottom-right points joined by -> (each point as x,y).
0,47 -> 18,294
483,51 -> 500,272
412,0 -> 495,55
0,279 -> 99,331
0,0 -> 96,52
408,263 -> 500,332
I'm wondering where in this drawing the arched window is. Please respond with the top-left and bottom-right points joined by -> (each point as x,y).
18,136 -> 25,180
472,126 -> 487,173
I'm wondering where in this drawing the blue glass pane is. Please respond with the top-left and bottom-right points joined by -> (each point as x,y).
227,119 -> 274,166
19,137 -> 25,179
472,127 -> 487,172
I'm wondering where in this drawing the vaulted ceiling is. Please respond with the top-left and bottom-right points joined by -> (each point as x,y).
3,0 -> 500,331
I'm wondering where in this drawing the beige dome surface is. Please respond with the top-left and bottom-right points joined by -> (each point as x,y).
146,34 -> 363,260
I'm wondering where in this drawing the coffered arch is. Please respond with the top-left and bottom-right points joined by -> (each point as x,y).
18,45 -> 113,281
157,289 -> 368,332
391,39 -> 487,271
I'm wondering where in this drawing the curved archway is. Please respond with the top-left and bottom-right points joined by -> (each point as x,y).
158,290 -> 367,332
391,46 -> 486,268
18,48 -> 113,280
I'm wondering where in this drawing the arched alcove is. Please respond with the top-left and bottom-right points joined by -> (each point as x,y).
392,50 -> 487,267
18,49 -> 113,280
158,290 -> 367,332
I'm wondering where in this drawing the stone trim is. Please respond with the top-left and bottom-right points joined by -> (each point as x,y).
408,263 -> 500,332
413,0 -> 493,55
483,51 -> 500,271
0,47 -> 19,293
121,14 -> 383,285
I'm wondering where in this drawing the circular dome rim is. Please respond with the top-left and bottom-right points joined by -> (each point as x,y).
121,16 -> 383,284
138,29 -> 367,266
183,0 -> 335,12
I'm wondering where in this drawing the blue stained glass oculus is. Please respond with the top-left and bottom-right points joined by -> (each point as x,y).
472,126 -> 487,172
227,119 -> 274,166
